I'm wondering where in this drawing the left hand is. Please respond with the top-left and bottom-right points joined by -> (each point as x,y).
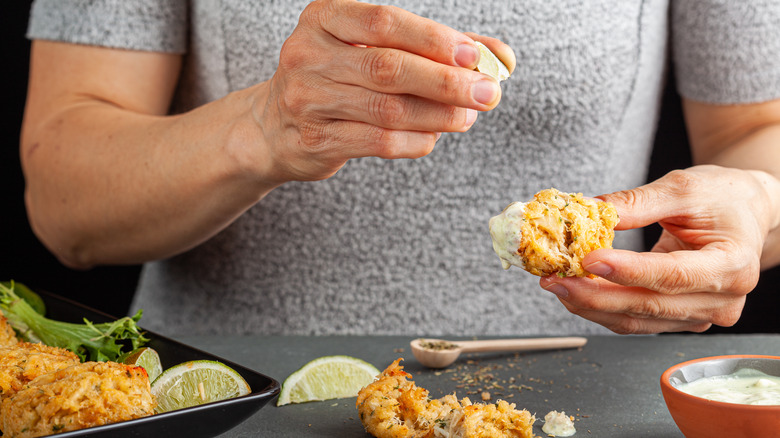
539,165 -> 780,334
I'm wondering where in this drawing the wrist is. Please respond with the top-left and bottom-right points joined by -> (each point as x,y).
224,83 -> 284,196
748,169 -> 780,235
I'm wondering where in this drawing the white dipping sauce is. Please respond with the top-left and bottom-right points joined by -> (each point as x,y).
542,410 -> 576,437
677,368 -> 780,405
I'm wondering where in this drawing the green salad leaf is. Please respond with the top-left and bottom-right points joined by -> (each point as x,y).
0,281 -> 148,362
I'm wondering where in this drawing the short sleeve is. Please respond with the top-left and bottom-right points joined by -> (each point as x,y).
673,0 -> 780,104
27,0 -> 188,54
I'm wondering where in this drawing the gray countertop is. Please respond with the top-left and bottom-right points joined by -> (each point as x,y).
172,334 -> 780,438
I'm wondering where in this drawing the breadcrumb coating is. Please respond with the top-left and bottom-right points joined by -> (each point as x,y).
0,343 -> 79,400
1,361 -> 155,438
357,359 -> 535,438
0,315 -> 18,347
490,188 -> 618,277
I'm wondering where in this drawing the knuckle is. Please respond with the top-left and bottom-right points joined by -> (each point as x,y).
663,168 -> 703,193
364,127 -> 435,159
299,0 -> 329,27
710,300 -> 745,327
278,39 -> 302,71
611,318 -> 645,335
368,93 -> 407,127
605,188 -> 642,211
363,50 -> 405,87
726,250 -> 761,295
628,298 -> 665,320
279,86 -> 309,118
653,269 -> 697,294
297,122 -> 330,153
437,68 -> 462,100
441,107 -> 464,132
362,4 -> 399,35
363,125 -> 398,157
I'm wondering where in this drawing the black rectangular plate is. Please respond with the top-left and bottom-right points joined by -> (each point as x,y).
30,290 -> 280,438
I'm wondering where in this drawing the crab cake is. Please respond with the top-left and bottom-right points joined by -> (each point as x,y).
490,188 -> 619,277
1,361 -> 155,437
0,343 -> 79,400
0,314 -> 18,347
444,397 -> 535,438
357,359 -> 534,438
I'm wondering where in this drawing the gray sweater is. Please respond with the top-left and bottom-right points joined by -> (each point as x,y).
28,0 -> 780,336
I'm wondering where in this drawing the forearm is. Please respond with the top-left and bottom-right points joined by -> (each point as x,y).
688,116 -> 780,269
22,3 -> 514,269
21,84 -> 276,268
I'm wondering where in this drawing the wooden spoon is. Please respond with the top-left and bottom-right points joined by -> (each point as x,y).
410,337 -> 588,368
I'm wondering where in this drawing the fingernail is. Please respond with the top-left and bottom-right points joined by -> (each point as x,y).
472,80 -> 498,105
544,283 -> 569,299
584,261 -> 613,277
465,109 -> 478,126
455,43 -> 479,68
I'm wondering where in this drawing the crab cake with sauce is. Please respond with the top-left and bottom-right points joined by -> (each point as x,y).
490,188 -> 619,277
0,342 -> 79,400
0,314 -> 18,347
1,361 -> 155,438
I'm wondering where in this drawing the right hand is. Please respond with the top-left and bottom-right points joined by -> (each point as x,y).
252,0 -> 515,183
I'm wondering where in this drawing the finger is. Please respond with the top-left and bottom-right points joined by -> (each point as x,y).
598,174 -> 693,231
581,246 -> 759,295
306,119 -> 440,161
464,32 -> 516,74
320,83 -> 478,132
541,275 -> 746,326
309,0 -> 480,68
557,298 -> 713,334
330,45 -> 501,110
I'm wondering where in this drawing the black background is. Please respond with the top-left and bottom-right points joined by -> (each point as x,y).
1,0 -> 140,317
2,1 -> 777,332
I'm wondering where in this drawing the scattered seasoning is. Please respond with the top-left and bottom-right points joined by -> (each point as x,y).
418,339 -> 458,351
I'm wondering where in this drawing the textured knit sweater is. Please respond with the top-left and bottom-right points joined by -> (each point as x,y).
28,0 -> 780,336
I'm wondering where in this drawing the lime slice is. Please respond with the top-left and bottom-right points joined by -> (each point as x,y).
276,355 -> 380,406
119,347 -> 163,382
475,41 -> 511,81
150,360 -> 252,413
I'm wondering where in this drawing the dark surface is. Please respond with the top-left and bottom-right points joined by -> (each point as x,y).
1,1 -> 777,333
39,290 -> 281,438
176,333 -> 780,438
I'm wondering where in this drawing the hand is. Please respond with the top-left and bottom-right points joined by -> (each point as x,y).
252,0 -> 515,183
540,165 -> 780,334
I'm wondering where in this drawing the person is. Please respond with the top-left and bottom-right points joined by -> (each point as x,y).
20,0 -> 780,336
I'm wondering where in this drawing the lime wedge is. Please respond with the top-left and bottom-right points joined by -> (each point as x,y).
475,41 -> 511,81
276,355 -> 380,406
150,360 -> 252,413
119,347 -> 163,382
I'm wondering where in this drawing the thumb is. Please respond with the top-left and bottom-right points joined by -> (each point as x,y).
598,178 -> 687,231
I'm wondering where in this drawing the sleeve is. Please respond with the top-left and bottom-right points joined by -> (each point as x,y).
26,0 -> 188,54
672,0 -> 780,104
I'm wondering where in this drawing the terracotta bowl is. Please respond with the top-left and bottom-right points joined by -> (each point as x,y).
660,355 -> 780,438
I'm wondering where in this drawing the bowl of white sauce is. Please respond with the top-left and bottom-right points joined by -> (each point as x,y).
660,355 -> 780,438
